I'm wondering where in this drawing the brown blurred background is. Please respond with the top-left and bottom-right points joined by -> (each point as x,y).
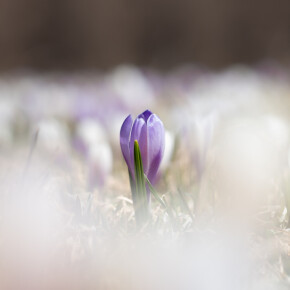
0,0 -> 289,71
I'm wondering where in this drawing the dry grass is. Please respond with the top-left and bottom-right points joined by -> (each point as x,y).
0,67 -> 290,289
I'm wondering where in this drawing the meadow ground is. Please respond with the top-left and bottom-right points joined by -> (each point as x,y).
0,65 -> 290,289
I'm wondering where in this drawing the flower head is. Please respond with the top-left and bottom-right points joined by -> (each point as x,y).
120,110 -> 165,184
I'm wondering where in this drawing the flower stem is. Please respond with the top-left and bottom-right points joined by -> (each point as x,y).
131,140 -> 149,226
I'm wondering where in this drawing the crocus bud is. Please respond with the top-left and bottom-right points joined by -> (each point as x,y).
120,110 -> 165,185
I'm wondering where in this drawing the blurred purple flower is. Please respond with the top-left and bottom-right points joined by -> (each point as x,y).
120,110 -> 165,185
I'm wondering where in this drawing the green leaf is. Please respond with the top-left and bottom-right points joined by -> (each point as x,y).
129,169 -> 136,204
144,174 -> 166,209
133,140 -> 149,225
144,174 -> 175,225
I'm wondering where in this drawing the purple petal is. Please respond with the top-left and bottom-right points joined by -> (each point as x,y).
147,114 -> 165,183
129,117 -> 148,174
120,115 -> 133,172
138,110 -> 153,122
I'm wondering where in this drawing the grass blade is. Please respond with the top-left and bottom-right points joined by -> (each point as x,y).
133,140 -> 149,225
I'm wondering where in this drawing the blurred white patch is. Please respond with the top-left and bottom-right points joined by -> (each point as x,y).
160,130 -> 175,170
37,118 -> 70,152
107,65 -> 154,110
75,118 -> 113,188
76,118 -> 107,147
0,97 -> 17,145
263,115 -> 289,149
192,112 -> 218,154
107,114 -> 127,147
0,159 -> 66,289
214,116 -> 287,221
0,119 -> 13,145
87,142 -> 113,188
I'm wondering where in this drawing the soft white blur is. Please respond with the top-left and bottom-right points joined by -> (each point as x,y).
36,118 -> 70,153
160,130 -> 175,171
75,118 -> 113,189
0,65 -> 289,289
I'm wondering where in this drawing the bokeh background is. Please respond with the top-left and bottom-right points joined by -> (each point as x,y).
0,0 -> 289,71
1,2 -> 290,289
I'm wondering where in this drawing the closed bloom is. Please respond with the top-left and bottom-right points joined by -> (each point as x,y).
120,110 -> 165,184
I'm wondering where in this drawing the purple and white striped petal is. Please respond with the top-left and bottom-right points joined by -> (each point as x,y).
120,109 -> 165,186
147,114 -> 165,183
138,109 -> 153,122
129,117 -> 147,175
120,115 -> 133,173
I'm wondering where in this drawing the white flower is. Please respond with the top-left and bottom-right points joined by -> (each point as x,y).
37,118 -> 70,152
160,130 -> 175,171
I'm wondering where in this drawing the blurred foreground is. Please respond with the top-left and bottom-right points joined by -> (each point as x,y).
0,64 -> 290,289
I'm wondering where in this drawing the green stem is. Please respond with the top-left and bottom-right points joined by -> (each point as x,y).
132,140 -> 149,226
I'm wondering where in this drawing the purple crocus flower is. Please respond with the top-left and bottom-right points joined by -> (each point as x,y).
120,110 -> 165,185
